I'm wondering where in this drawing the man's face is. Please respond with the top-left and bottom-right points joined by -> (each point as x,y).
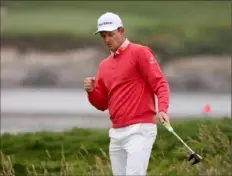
100,28 -> 125,52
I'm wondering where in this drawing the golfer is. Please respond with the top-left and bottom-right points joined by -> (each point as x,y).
84,12 -> 170,175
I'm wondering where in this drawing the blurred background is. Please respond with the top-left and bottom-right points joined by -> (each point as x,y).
1,1 -> 231,134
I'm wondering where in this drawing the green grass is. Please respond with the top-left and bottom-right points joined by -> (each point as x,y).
1,1 -> 231,60
1,1 -> 230,37
1,118 -> 232,176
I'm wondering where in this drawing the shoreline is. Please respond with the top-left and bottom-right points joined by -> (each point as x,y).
1,115 -> 230,135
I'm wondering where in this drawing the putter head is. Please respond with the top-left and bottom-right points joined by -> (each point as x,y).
188,152 -> 203,165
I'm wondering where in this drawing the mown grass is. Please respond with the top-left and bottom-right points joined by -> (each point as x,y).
1,118 -> 232,176
1,1 -> 231,61
2,1 -> 230,38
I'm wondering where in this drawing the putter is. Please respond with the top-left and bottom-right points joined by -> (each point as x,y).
162,122 -> 203,165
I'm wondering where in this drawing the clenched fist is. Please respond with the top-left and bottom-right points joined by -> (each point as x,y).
84,77 -> 96,92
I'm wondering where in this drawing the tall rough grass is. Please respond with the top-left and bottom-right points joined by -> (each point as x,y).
1,119 -> 231,175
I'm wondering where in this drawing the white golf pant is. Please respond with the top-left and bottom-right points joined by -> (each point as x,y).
109,123 -> 157,176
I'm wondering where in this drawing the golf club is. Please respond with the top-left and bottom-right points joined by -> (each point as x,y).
162,122 -> 203,165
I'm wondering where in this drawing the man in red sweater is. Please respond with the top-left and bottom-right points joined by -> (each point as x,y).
84,12 -> 170,175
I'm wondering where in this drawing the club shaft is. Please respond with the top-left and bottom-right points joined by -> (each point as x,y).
172,131 -> 194,153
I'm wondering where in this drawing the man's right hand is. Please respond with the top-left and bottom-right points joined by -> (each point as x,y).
84,77 -> 96,92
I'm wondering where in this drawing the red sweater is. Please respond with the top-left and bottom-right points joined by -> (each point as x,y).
87,42 -> 170,128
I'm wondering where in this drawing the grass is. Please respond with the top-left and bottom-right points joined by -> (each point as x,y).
1,1 -> 230,38
1,117 -> 232,175
1,1 -> 231,60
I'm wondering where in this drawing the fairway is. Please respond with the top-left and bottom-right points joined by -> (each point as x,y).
1,1 -> 231,60
1,1 -> 230,38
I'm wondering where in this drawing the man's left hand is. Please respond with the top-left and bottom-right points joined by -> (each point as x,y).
157,111 -> 170,124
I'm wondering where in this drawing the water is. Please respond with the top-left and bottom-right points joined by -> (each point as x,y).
1,88 -> 231,134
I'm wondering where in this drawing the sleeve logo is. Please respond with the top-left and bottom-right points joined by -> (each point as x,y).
149,56 -> 156,64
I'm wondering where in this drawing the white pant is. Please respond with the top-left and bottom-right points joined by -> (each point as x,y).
109,123 -> 157,176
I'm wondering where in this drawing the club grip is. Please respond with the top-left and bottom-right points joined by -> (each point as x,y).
162,122 -> 174,132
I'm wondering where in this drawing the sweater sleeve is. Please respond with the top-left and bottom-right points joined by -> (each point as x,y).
137,46 -> 170,113
87,69 -> 108,111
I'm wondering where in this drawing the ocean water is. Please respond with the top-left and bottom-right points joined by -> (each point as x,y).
1,88 -> 231,133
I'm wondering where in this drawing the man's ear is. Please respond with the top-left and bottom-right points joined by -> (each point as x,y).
118,27 -> 125,36
119,27 -> 125,34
